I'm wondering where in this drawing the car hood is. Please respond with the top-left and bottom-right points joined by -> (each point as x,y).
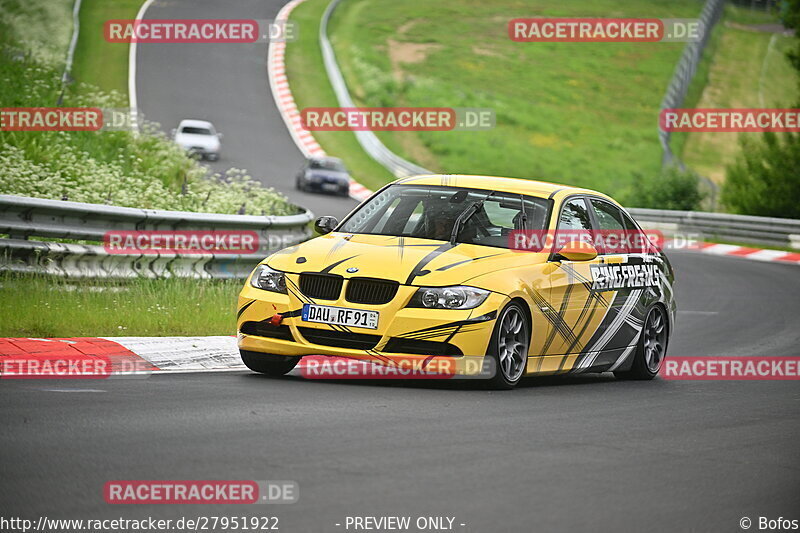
266,232 -> 549,287
175,133 -> 219,148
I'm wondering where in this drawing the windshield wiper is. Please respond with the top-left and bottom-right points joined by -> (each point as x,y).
450,190 -> 497,244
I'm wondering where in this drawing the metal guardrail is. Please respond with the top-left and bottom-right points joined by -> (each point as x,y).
658,0 -> 725,166
57,0 -> 82,106
1,196 -> 796,280
0,195 -> 314,279
320,0 -> 431,178
628,208 -> 800,249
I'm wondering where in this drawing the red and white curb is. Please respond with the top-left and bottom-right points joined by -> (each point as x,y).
2,244 -> 795,375
0,336 -> 244,376
268,0 -> 372,202
690,242 -> 800,265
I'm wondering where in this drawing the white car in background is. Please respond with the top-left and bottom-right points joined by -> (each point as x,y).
172,119 -> 221,161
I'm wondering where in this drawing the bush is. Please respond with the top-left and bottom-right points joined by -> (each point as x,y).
0,9 -> 296,216
722,132 -> 800,218
628,166 -> 705,211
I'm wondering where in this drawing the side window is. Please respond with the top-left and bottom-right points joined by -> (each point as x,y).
554,197 -> 593,254
619,208 -> 651,254
558,198 -> 593,231
589,198 -> 627,254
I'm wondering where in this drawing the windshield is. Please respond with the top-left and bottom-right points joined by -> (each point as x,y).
338,184 -> 550,248
310,159 -> 346,172
181,127 -> 212,135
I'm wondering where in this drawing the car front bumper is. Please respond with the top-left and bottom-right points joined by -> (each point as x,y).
237,276 -> 505,375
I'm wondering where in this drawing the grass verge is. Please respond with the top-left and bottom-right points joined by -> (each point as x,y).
325,0 -> 704,203
680,5 -> 798,184
0,274 -> 239,337
71,0 -> 142,95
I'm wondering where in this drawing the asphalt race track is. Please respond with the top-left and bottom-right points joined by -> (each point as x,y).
135,0 -> 358,219
2,250 -> 799,532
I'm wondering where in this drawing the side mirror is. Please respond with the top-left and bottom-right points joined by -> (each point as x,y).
314,216 -> 339,235
217,133 -> 223,139
170,128 -> 177,136
553,242 -> 598,262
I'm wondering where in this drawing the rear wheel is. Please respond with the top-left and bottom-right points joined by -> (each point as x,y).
240,350 -> 299,377
486,302 -> 530,389
614,305 -> 667,380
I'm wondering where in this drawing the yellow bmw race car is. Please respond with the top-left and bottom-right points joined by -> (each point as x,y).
237,175 -> 675,389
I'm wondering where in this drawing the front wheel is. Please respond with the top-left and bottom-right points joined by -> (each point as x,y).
486,302 -> 530,389
615,305 -> 668,380
240,350 -> 299,377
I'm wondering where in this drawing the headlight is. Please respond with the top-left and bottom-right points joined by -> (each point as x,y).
408,286 -> 490,310
250,265 -> 287,294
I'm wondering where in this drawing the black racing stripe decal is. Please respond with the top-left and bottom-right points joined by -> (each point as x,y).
321,255 -> 359,274
237,300 -> 256,319
398,312 -> 497,338
571,289 -> 635,370
526,287 -> 577,350
405,242 -> 456,285
434,253 -> 503,272
324,237 -> 350,262
406,325 -> 484,341
285,278 -> 311,304
542,266 -> 577,353
560,293 -> 603,368
560,263 -> 608,308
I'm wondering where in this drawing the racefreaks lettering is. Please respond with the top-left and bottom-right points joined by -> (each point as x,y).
590,263 -> 660,291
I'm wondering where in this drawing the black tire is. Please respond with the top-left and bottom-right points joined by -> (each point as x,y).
614,305 -> 668,380
240,350 -> 299,377
485,302 -> 530,390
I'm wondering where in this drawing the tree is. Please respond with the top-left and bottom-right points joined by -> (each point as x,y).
720,0 -> 800,218
722,132 -> 800,218
630,166 -> 705,211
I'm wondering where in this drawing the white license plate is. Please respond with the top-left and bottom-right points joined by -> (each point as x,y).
322,183 -> 339,191
302,303 -> 379,330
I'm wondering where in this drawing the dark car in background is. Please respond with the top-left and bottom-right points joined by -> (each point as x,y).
295,157 -> 351,196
